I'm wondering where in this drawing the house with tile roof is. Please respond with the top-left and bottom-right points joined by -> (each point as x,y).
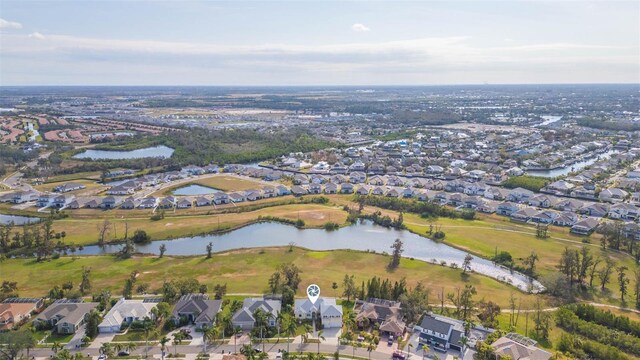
171,294 -> 222,329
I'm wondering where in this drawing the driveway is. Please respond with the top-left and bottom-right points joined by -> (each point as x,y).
320,327 -> 341,345
65,325 -> 87,350
88,333 -> 116,349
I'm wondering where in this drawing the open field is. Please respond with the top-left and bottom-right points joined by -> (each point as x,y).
0,247 -> 538,308
34,179 -> 107,196
156,175 -> 269,196
51,203 -> 348,245
44,171 -> 102,183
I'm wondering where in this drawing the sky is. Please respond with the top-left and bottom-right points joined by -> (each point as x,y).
0,0 -> 639,86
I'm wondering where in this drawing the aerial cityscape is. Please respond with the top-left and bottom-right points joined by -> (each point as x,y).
0,2 -> 639,360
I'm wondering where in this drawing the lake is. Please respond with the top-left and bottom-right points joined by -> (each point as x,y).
172,184 -> 221,196
527,149 -> 618,178
0,214 -> 41,225
76,220 -> 543,293
73,145 -> 174,160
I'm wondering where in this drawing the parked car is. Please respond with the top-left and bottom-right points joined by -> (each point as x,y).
357,335 -> 365,342
392,351 -> 406,360
118,351 -> 130,357
388,335 -> 394,346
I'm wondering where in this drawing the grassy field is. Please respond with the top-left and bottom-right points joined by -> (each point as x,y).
51,203 -> 348,245
0,247 -> 538,308
45,171 -> 103,183
34,179 -> 107,196
153,175 -> 268,197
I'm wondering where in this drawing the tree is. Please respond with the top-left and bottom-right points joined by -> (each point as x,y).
342,274 -> 358,301
202,325 -> 217,353
232,326 -> 242,354
97,220 -> 111,246
522,252 -> 539,277
388,238 -> 404,270
122,270 -> 139,299
100,343 -> 114,358
159,336 -> 170,354
477,300 -> 501,328
558,247 -> 579,285
462,254 -> 473,274
577,247 -> 593,285
0,330 -> 35,360
398,282 -> 430,324
173,331 -> 185,355
332,282 -> 338,296
617,266 -> 630,303
206,242 -> 213,258
280,312 -> 296,353
599,257 -> 616,291
131,229 -> 151,244
533,298 -> 550,340
460,285 -> 477,321
79,267 -> 91,295
316,330 -> 325,354
635,267 -> 640,310
85,310 -> 101,339
588,256 -> 602,288
159,244 -> 167,258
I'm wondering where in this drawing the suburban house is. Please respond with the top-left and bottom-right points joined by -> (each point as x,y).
599,188 -> 629,202
33,299 -> 98,334
213,193 -> 230,205
98,299 -> 157,333
578,203 -> 609,218
608,203 -> 640,220
491,333 -> 551,360
171,294 -> 222,329
553,212 -> 578,227
353,298 -> 405,336
571,217 -> 600,235
0,298 -> 44,331
231,297 -> 281,331
507,188 -> 534,203
53,182 -> 86,193
294,297 -> 343,328
496,202 -> 519,216
416,314 -> 465,353
510,208 -> 538,222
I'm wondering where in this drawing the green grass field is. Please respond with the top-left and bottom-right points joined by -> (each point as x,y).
0,247 -> 538,308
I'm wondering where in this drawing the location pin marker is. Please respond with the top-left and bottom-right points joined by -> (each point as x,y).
307,284 -> 320,304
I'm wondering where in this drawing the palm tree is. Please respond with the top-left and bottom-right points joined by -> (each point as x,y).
300,323 -> 312,354
406,342 -> 414,359
113,342 -> 124,355
159,336 -> 170,356
126,341 -> 138,354
100,342 -> 114,358
253,308 -> 270,353
421,343 -> 429,360
202,325 -> 218,353
232,326 -> 242,354
281,313 -> 297,354
173,332 -> 185,355
343,311 -> 356,332
366,342 -> 375,360
51,341 -> 63,355
241,344 -> 256,360
316,330 -> 325,354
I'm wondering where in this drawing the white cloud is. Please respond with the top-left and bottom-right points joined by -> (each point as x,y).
0,18 -> 23,29
351,23 -> 370,32
28,32 -> 45,40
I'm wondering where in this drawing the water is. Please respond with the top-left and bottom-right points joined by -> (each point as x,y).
75,220 -> 543,292
0,214 -> 41,225
527,149 -> 618,178
172,184 -> 220,196
73,145 -> 174,160
534,115 -> 563,127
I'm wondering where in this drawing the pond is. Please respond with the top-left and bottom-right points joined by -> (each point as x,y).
73,145 -> 174,160
527,149 -> 618,178
172,184 -> 221,196
0,214 -> 41,225
75,220 -> 544,293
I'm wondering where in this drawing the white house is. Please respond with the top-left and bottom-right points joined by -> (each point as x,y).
98,299 -> 156,333
294,297 -> 343,329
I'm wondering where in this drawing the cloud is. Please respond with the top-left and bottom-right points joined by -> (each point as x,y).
351,23 -> 370,32
28,32 -> 45,40
0,18 -> 23,29
1,31 -> 636,85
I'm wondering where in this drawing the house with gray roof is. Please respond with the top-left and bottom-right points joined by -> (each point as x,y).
34,299 -> 98,334
171,294 -> 222,329
231,297 -> 281,330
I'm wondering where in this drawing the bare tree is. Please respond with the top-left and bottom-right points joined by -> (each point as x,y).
97,220 -> 112,246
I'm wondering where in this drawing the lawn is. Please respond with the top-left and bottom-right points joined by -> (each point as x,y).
0,247 -> 538,309
156,175 -> 268,196
51,203 -> 348,245
45,171 -> 103,183
34,179 -> 107,196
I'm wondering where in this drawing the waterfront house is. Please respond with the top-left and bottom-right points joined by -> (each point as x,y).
171,294 -> 222,329
231,297 -> 281,331
98,298 -> 156,333
294,297 -> 343,329
34,299 -> 98,335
